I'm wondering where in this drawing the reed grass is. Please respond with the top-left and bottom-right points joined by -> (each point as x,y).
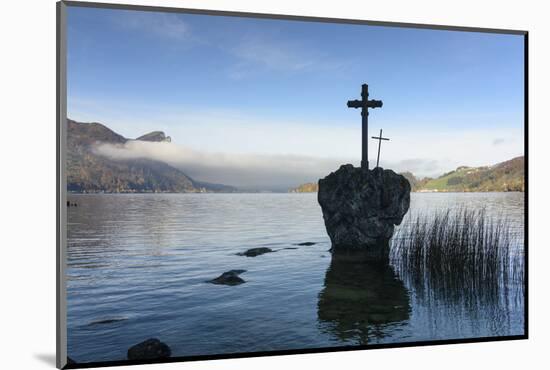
390,208 -> 524,306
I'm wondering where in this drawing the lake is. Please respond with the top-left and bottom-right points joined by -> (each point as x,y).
66,192 -> 525,363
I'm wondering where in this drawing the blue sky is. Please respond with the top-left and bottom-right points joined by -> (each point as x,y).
67,6 -> 525,188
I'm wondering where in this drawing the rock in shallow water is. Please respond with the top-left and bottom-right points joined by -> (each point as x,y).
237,247 -> 273,257
318,165 -> 410,260
209,270 -> 247,285
127,338 -> 171,360
87,317 -> 127,326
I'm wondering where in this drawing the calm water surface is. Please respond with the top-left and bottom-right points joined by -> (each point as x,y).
67,192 -> 525,363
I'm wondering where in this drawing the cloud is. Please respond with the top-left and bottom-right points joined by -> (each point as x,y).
231,36 -> 314,72
72,101 -> 524,183
226,35 -> 350,78
117,11 -> 190,40
493,138 -> 506,145
388,159 -> 442,177
91,120 -> 523,191
93,140 -> 347,191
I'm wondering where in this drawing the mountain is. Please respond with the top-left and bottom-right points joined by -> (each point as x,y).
136,131 -> 171,142
412,156 -> 524,192
399,171 -> 431,192
288,157 -> 525,193
67,119 -> 236,193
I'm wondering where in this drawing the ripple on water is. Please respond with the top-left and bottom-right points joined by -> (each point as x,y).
66,193 -> 525,363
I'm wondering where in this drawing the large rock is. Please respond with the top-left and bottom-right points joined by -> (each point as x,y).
318,165 -> 410,260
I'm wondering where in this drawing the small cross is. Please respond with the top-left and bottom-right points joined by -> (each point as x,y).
371,129 -> 390,168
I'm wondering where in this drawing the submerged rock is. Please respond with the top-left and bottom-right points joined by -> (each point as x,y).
88,317 -> 127,326
127,338 -> 171,360
209,270 -> 247,285
318,165 -> 410,260
237,247 -> 274,257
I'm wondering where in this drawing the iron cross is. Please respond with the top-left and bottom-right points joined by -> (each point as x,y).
371,129 -> 390,168
347,84 -> 383,169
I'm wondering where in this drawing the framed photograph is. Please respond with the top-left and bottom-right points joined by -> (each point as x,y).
57,1 -> 527,368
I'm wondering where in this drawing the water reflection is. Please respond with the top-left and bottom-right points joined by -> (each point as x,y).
391,255 -> 525,340
317,253 -> 411,344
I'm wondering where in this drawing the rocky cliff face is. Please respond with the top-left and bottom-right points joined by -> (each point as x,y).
136,131 -> 171,142
318,165 -> 410,260
66,119 -> 236,193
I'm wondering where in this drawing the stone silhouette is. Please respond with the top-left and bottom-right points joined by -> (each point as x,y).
321,84 -> 410,260
318,165 -> 410,261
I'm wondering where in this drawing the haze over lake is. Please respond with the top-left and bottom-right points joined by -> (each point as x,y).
66,192 -> 524,362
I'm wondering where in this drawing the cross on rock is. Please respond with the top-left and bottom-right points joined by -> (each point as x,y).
347,84 -> 383,169
371,129 -> 390,168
